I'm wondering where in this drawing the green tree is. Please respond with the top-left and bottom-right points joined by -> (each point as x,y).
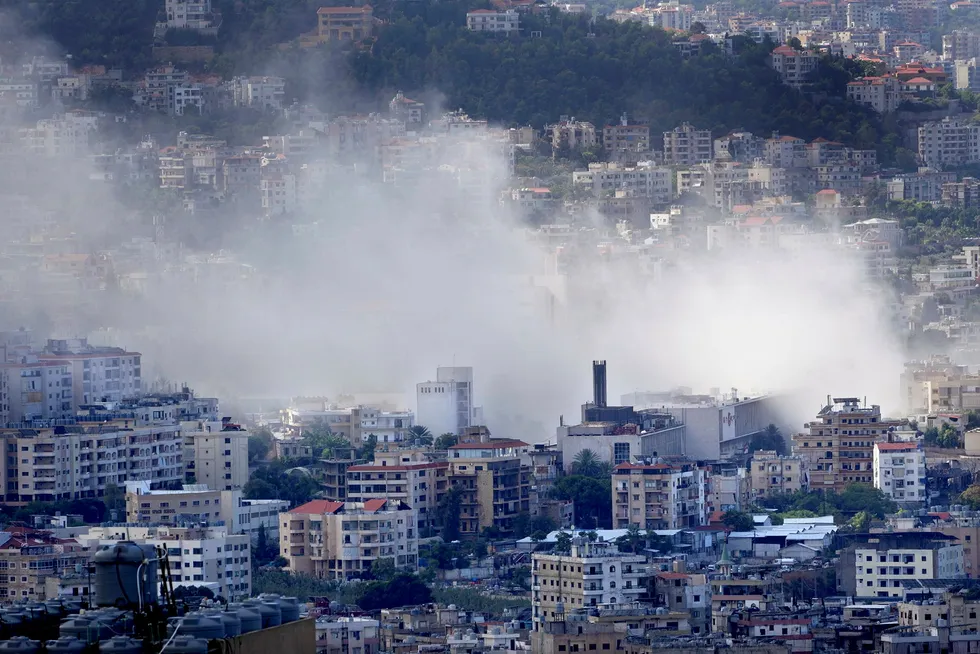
358,434 -> 378,461
959,484 -> 980,509
434,433 -> 459,450
722,510 -> 755,532
749,424 -> 787,454
572,449 -> 610,477
408,425 -> 433,445
103,482 -> 125,517
248,427 -> 274,463
358,574 -> 433,610
554,531 -> 573,554
370,557 -> 397,581
616,523 -> 645,553
550,475 -> 611,529
436,486 -> 463,541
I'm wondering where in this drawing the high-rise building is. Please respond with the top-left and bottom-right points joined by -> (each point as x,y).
416,366 -> 477,436
38,338 -> 141,407
918,117 -> 980,168
0,526 -> 87,601
180,417 -> 249,490
531,538 -> 647,630
791,397 -> 901,493
447,436 -> 531,537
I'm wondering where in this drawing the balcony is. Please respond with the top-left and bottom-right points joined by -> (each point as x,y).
583,586 -> 605,594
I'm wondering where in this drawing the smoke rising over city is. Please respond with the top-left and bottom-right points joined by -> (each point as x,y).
0,24 -> 909,444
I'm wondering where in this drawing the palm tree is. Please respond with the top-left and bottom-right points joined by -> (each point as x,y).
573,449 -> 602,477
408,425 -> 433,445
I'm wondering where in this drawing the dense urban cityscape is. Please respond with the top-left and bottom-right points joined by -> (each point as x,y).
8,0 -> 980,653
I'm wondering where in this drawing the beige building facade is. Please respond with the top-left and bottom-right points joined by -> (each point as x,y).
612,461 -> 707,530
447,439 -> 531,537
181,418 -> 249,490
749,450 -> 807,499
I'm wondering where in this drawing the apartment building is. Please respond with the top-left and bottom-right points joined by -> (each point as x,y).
316,617 -> 380,654
663,123 -> 712,165
918,117 -> 980,168
164,0 -> 214,31
231,76 -> 285,111
847,76 -> 902,113
466,9 -> 520,33
900,591 -> 980,630
652,564 -> 710,635
0,526 -> 87,600
873,442 -> 926,504
531,539 -> 647,630
764,135 -> 807,168
791,397 -> 898,493
901,356 -> 971,412
125,482 -> 289,541
602,119 -> 651,154
280,499 -> 418,581
544,120 -> 598,151
769,45 -> 818,88
447,439 -> 531,537
0,421 -> 182,503
2,357 -> 72,424
706,468 -> 749,516
416,367 -> 476,437
572,162 -> 671,204
839,532 -> 964,599
346,450 -> 448,536
612,461 -> 707,530
80,524 -> 251,601
180,417 -> 249,490
749,450 -> 807,499
317,6 -> 377,42
38,338 -> 141,407
931,514 -> 980,578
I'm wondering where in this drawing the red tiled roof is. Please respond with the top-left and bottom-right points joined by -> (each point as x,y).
816,189 -> 839,195
363,498 -> 388,513
771,45 -> 798,55
290,499 -> 344,514
317,5 -> 372,14
905,77 -> 934,85
656,572 -> 690,580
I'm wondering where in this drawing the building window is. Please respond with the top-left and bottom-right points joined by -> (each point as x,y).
613,443 -> 630,465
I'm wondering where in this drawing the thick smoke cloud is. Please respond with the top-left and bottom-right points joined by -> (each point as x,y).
0,24 -> 907,442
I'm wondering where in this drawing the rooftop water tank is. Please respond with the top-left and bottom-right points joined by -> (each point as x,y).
98,636 -> 144,654
92,542 -> 158,609
226,604 -> 260,634
165,637 -> 208,654
203,609 -> 241,637
279,597 -> 300,624
242,600 -> 279,629
44,638 -> 87,654
172,613 -> 224,641
59,616 -> 114,644
0,637 -> 41,654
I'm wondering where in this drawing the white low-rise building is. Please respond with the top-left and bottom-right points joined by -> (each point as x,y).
466,9 -> 519,33
80,524 -> 251,601
873,442 -> 926,504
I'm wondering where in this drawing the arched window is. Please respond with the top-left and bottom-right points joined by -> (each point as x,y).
609,565 -> 616,573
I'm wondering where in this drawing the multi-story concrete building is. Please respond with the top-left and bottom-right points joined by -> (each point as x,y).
847,75 -> 902,113
231,76 -> 285,111
466,9 -> 520,33
279,499 -> 418,580
714,131 -> 765,163
901,356 -> 971,412
612,460 -> 707,530
873,441 -> 925,504
545,120 -> 598,151
663,123 -> 712,165
164,0 -> 215,31
649,0 -> 694,30
839,532 -> 964,599
125,482 -> 289,541
80,524 -> 251,601
602,118 -> 650,155
749,450 -> 807,499
791,397 -> 899,493
531,538 -> 647,630
0,420 -> 182,503
571,162 -> 671,204
918,117 -> 980,168
416,367 -> 476,437
315,617 -> 380,654
2,357 -> 72,424
770,45 -> 819,88
180,417 -> 249,490
346,450 -> 448,536
0,526 -> 87,601
944,30 -> 980,60
651,564 -> 710,634
447,438 -> 531,537
317,5 -> 377,42
38,338 -> 141,407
